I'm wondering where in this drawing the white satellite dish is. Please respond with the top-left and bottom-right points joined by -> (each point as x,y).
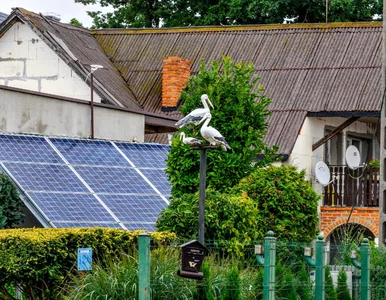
315,161 -> 331,186
346,145 -> 361,170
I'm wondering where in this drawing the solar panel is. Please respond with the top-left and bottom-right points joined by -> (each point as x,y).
0,134 -> 172,231
3,162 -> 88,193
28,192 -> 116,223
0,134 -> 61,163
115,142 -> 169,168
50,138 -> 128,166
98,194 -> 168,223
74,166 -> 157,194
140,169 -> 172,195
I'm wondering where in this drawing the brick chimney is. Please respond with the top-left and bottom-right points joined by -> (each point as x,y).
162,56 -> 190,111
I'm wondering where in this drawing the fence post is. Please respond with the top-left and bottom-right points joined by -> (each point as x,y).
360,238 -> 370,300
263,231 -> 276,300
138,233 -> 150,300
304,234 -> 325,300
315,234 -> 325,300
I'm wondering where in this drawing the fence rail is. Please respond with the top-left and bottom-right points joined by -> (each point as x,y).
323,165 -> 379,207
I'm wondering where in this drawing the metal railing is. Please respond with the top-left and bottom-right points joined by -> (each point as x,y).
323,165 -> 379,207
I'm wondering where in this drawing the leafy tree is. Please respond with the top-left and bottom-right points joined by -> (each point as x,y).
0,173 -> 24,228
69,18 -> 84,27
166,56 -> 273,198
74,0 -> 382,29
336,270 -> 352,300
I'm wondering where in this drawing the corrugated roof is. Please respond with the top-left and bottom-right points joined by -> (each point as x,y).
0,12 -> 7,24
93,23 -> 382,154
1,8 -> 142,111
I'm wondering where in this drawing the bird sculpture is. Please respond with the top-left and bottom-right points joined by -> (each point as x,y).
175,94 -> 214,128
180,132 -> 202,145
199,112 -> 231,151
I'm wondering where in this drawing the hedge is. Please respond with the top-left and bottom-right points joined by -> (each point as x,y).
0,228 -> 176,299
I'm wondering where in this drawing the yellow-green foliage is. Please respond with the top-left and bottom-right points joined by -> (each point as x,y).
0,228 -> 176,298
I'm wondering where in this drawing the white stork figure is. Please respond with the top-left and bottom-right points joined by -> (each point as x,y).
200,113 -> 231,151
175,94 -> 214,128
180,132 -> 202,145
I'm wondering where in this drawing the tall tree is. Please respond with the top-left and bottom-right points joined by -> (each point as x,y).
75,0 -> 382,29
166,56 -> 273,197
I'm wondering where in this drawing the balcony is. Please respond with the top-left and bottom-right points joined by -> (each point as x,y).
322,165 -> 379,207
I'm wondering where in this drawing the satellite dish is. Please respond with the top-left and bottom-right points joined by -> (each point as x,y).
346,145 -> 361,170
315,161 -> 331,186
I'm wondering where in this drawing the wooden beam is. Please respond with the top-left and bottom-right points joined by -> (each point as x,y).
312,117 -> 360,151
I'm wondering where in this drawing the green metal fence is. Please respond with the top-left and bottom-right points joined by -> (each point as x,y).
138,232 -> 386,300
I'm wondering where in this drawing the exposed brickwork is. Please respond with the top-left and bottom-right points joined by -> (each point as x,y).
162,56 -> 190,110
320,207 -> 379,238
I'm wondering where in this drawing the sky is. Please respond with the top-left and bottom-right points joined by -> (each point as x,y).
1,0 -> 114,28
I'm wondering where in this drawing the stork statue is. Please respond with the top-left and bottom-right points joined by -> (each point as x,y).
180,132 -> 202,145
175,94 -> 214,128
199,112 -> 231,151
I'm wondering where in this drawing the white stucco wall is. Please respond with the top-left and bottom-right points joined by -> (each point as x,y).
0,88 -> 144,142
0,22 -> 101,102
287,116 -> 378,210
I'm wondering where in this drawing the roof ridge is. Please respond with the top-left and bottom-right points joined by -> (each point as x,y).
91,21 -> 382,35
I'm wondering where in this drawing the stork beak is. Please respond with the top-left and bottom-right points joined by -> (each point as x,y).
207,97 -> 214,109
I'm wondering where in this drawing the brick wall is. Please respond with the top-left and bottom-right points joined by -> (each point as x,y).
320,207 -> 379,238
162,56 -> 190,111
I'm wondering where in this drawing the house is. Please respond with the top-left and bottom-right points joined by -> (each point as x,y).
0,8 -> 382,247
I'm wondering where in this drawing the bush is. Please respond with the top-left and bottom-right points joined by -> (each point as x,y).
336,270 -> 351,300
156,189 -> 262,254
325,266 -> 337,300
0,173 -> 25,228
232,165 -> 319,241
221,265 -> 242,300
0,228 -> 176,299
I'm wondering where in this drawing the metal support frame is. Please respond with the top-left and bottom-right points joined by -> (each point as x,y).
90,73 -> 94,139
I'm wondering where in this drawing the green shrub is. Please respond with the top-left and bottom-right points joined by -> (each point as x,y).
325,266 -> 337,300
0,173 -> 25,228
221,265 -> 242,300
196,262 -> 215,300
296,264 -> 312,300
156,189 -> 262,254
0,228 -> 176,299
232,165 -> 319,241
336,270 -> 351,300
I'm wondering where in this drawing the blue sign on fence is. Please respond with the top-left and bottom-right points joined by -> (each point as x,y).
77,248 -> 92,271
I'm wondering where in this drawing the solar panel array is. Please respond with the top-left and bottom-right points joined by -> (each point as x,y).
0,134 -> 171,231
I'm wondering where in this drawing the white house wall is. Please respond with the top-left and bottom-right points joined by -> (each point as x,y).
0,88 -> 144,142
0,22 -> 101,102
289,116 -> 377,193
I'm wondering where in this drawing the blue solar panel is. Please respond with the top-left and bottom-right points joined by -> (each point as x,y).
3,162 -> 88,193
54,222 -> 122,229
74,166 -> 156,194
28,192 -> 116,222
50,138 -> 129,166
115,142 -> 170,168
0,134 -> 172,231
140,169 -> 172,195
0,134 -> 62,163
98,194 -> 168,223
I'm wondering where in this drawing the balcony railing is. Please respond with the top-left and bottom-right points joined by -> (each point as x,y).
322,165 -> 379,207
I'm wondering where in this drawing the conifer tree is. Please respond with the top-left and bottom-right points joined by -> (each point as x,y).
336,270 -> 351,300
